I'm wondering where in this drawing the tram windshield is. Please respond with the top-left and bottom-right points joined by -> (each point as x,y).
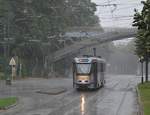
76,64 -> 91,74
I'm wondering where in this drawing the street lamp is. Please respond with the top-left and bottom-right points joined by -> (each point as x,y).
139,56 -> 144,83
145,42 -> 150,82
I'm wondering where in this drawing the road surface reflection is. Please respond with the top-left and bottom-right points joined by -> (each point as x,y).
80,94 -> 86,115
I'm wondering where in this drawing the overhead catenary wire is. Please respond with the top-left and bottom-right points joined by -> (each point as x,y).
38,3 -> 141,9
38,1 -> 142,27
99,15 -> 133,19
101,20 -> 133,23
95,0 -> 143,27
102,19 -> 133,22
38,3 -> 141,20
114,5 -> 142,11
100,0 -> 117,4
96,4 -> 142,15
101,21 -> 133,27
95,1 -> 142,22
106,0 -> 114,18
95,3 -> 141,7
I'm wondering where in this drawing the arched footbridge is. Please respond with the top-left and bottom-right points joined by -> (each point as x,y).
50,27 -> 137,62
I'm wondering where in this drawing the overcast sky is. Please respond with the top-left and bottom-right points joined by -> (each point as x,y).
91,0 -> 143,27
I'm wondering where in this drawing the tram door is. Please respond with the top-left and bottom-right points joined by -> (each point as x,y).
92,62 -> 98,88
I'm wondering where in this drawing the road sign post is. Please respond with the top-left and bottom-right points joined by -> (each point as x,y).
9,57 -> 16,82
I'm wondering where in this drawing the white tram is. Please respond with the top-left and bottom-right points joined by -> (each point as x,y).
73,56 -> 106,89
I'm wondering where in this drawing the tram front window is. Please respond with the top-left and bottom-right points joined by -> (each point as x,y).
76,64 -> 91,74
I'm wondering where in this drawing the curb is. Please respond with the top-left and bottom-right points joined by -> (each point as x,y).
0,97 -> 25,115
136,87 -> 144,115
0,97 -> 19,110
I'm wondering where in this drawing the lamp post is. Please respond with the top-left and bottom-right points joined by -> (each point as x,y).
139,56 -> 144,83
145,43 -> 150,82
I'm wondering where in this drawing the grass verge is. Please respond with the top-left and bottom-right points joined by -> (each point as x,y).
138,82 -> 150,115
0,97 -> 17,109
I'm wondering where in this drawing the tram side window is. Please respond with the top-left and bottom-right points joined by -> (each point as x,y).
100,63 -> 104,72
97,63 -> 100,72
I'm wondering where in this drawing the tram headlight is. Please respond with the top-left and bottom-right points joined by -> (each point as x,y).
77,75 -> 90,81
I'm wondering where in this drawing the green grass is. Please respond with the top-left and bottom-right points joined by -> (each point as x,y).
0,97 -> 17,109
138,82 -> 150,115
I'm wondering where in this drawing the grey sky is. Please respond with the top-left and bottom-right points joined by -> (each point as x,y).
92,0 -> 143,27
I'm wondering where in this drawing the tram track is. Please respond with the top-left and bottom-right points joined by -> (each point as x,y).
30,77 -> 138,115
57,80 -> 121,115
0,75 -> 139,115
86,78 -> 134,115
115,80 -> 131,115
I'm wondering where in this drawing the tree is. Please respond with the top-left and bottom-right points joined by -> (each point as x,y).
133,0 -> 150,82
0,0 -> 100,77
64,0 -> 99,26
9,0 -> 99,42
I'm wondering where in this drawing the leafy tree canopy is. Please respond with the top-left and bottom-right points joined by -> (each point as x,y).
133,0 -> 150,58
0,0 -> 100,42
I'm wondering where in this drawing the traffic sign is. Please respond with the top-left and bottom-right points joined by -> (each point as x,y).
9,57 -> 16,82
9,57 -> 16,66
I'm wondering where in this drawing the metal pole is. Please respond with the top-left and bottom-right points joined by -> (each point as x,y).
11,66 -> 13,82
145,52 -> 149,82
93,48 -> 96,56
141,62 -> 144,84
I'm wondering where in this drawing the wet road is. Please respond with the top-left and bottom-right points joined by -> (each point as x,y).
0,75 -> 140,115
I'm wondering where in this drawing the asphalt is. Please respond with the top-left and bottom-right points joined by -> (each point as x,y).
0,75 -> 140,115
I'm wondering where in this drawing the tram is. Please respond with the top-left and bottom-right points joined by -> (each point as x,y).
73,56 -> 106,89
